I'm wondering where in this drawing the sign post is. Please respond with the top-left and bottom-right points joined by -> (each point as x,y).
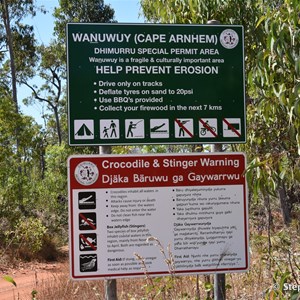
68,153 -> 248,280
99,145 -> 117,300
67,23 -> 245,146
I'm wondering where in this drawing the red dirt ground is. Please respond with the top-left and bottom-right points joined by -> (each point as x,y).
0,261 -> 67,300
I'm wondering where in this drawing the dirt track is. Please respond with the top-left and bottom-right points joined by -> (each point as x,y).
0,262 -> 66,300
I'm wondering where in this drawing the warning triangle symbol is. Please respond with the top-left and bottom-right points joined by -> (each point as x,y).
75,124 -> 93,136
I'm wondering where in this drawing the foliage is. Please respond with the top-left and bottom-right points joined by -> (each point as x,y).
0,8 -> 299,300
243,0 -> 300,224
140,0 -> 300,224
23,41 -> 67,145
53,0 -> 116,43
7,216 -> 47,256
23,0 -> 117,145
0,1 -> 118,257
0,0 -> 43,92
140,0 -> 264,73
136,1 -> 300,298
0,1 -> 38,63
0,97 -> 44,224
2,275 -> 17,287
249,215 -> 300,299
31,289 -> 38,300
134,237 -> 192,300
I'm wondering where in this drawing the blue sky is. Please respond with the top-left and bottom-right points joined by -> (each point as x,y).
20,0 -> 143,124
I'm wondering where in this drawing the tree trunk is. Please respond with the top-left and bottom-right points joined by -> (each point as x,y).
2,0 -> 18,113
2,0 -> 23,209
53,105 -> 62,145
278,183 -> 291,226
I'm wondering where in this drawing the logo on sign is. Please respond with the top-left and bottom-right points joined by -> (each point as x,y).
220,29 -> 239,49
75,161 -> 99,185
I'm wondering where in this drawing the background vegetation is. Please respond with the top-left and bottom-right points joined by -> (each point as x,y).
0,0 -> 300,299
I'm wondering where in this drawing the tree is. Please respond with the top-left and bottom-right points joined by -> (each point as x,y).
0,0 -> 43,170
0,0 -> 118,257
0,96 -> 43,224
139,0 -> 300,226
54,0 -> 116,43
245,0 -> 300,225
140,0 -> 263,73
22,0 -> 116,146
0,0 -> 39,112
23,42 -> 66,145
0,0 -> 43,212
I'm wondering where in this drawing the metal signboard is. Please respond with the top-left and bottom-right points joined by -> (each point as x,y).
67,23 -> 246,146
68,153 -> 249,280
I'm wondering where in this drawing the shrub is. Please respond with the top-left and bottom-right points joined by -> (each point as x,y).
6,217 -> 47,259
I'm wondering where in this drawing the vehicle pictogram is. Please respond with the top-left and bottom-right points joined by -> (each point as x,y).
223,118 -> 241,137
199,118 -> 218,138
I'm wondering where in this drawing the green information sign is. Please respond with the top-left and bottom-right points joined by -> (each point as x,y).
67,23 -> 245,146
